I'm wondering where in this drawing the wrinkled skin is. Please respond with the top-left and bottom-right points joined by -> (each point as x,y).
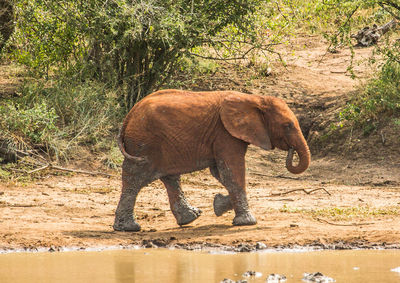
114,90 -> 311,231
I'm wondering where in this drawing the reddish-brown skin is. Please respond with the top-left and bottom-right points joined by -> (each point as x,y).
113,89 -> 310,231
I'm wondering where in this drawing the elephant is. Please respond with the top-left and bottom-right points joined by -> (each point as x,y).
113,89 -> 310,231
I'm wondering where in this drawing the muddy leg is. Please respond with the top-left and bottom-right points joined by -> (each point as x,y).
113,159 -> 155,232
213,134 -> 256,226
216,160 -> 257,226
210,165 -> 233,216
161,174 -> 202,226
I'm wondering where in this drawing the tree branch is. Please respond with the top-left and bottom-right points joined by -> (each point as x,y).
318,4 -> 360,64
315,217 -> 374,226
188,45 -> 257,61
269,188 -> 332,197
378,2 -> 400,21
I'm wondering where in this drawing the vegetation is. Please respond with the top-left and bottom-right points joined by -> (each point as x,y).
0,0 -> 399,169
0,0 -> 14,52
12,0 -> 272,111
321,0 -> 400,133
339,58 -> 400,133
1,0 -> 290,165
280,204 -> 400,220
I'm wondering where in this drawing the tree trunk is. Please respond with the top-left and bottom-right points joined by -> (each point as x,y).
0,0 -> 14,52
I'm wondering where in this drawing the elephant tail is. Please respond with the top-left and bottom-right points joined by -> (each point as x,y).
117,123 -> 147,164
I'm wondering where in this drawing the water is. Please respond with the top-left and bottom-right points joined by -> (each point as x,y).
0,249 -> 400,282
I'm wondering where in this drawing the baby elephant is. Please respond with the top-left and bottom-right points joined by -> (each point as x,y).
113,89 -> 310,231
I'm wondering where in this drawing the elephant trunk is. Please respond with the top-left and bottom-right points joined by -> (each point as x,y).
285,141 -> 310,174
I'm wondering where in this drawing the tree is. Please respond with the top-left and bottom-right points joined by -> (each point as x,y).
317,0 -> 400,125
0,0 -> 14,52
13,0 -> 270,111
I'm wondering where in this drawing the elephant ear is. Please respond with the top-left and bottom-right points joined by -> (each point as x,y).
220,94 -> 272,150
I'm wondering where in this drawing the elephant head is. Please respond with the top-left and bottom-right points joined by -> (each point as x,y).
220,94 -> 310,174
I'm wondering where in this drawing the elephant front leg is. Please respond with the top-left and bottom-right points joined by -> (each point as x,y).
228,187 -> 257,226
215,159 -> 257,226
161,175 -> 202,226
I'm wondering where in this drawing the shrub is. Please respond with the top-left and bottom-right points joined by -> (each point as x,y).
0,101 -> 58,145
0,79 -> 122,161
12,0 -> 269,112
0,0 -> 14,52
339,44 -> 400,130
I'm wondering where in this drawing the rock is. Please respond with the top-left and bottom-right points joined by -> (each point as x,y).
242,270 -> 262,278
302,272 -> 335,282
151,238 -> 168,247
267,273 -> 287,282
237,243 -> 254,252
256,242 -> 267,250
48,246 -> 61,252
220,279 -> 247,283
142,240 -> 157,248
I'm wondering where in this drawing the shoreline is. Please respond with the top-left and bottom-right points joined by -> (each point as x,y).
2,241 -> 400,255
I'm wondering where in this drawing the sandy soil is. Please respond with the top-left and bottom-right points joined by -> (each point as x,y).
1,36 -> 400,252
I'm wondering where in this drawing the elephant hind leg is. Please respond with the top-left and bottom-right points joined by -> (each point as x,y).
161,174 -> 202,226
210,165 -> 233,216
113,159 -> 156,232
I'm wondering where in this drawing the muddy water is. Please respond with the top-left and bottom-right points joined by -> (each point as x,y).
0,249 -> 400,282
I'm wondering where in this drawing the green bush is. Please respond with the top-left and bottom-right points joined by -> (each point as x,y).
0,79 -> 122,161
364,61 -> 400,116
12,0 -> 269,112
0,101 -> 58,145
22,80 -> 121,138
339,50 -> 400,131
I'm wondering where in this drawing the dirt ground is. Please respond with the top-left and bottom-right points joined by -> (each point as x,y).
1,35 -> 400,252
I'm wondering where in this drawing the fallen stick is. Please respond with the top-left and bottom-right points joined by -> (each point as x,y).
0,202 -> 39,208
315,217 -> 374,227
51,164 -> 117,178
28,164 -> 50,174
269,188 -> 331,197
32,163 -> 117,178
249,171 -> 301,180
275,174 -> 301,180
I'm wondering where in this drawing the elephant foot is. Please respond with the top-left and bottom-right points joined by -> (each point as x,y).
113,218 -> 141,232
173,204 -> 202,226
213,193 -> 233,216
233,212 -> 257,226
